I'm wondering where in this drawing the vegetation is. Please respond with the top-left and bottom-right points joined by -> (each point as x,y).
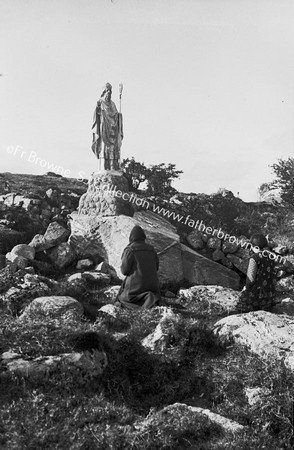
121,157 -> 183,198
1,292 -> 294,449
270,157 -> 294,206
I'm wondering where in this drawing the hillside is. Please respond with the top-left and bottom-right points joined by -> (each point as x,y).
0,172 -> 87,198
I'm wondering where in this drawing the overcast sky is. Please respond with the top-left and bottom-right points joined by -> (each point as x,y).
1,0 -> 293,201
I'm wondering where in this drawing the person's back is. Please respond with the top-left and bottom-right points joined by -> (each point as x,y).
116,225 -> 160,309
237,233 -> 277,312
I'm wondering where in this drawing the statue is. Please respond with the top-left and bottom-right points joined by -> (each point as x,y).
91,82 -> 123,171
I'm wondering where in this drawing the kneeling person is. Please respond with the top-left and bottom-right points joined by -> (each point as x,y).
116,225 -> 161,309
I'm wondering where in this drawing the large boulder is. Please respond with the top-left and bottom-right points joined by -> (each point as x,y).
213,311 -> 294,371
19,296 -> 84,321
69,210 -> 185,285
181,245 -> 240,290
69,210 -> 240,289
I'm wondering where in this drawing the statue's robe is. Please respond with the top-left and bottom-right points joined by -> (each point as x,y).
91,99 -> 123,171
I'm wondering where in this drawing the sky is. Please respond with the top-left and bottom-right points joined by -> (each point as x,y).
1,0 -> 293,202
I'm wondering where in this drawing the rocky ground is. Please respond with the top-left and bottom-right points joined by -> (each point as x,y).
1,172 -> 294,448
1,262 -> 294,448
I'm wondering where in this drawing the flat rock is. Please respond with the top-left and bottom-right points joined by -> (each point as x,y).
139,402 -> 244,434
1,350 -> 107,378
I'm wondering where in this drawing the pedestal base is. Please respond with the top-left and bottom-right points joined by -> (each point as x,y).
77,172 -> 134,217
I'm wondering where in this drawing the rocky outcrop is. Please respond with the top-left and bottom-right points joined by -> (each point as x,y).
0,172 -> 86,254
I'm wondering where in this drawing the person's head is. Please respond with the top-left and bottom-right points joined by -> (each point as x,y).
250,233 -> 268,251
129,225 -> 146,243
101,82 -> 112,102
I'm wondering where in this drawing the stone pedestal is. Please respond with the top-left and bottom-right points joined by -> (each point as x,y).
77,171 -> 134,217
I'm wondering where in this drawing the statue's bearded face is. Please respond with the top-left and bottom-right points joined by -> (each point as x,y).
104,86 -> 112,102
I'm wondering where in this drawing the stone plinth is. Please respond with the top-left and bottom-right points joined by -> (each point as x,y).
78,172 -> 134,217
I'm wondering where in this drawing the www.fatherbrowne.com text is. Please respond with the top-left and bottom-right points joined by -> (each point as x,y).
101,184 -> 285,264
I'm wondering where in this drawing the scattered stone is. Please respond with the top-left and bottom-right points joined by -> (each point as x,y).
272,297 -> 294,316
99,285 -> 121,301
82,271 -> 111,284
186,231 -> 204,250
227,254 -> 248,274
1,350 -> 107,378
6,253 -> 29,270
29,234 -> 51,252
76,258 -> 93,270
2,275 -> 52,315
178,285 -> 240,314
98,304 -> 122,318
48,242 -> 77,269
273,244 -> 288,255
10,243 -> 35,261
67,273 -> 83,283
244,387 -> 270,406
139,403 -> 244,434
43,221 -> 70,247
276,275 -> 294,293
207,237 -> 222,250
212,249 -> 226,262
163,290 -> 176,298
30,259 -> 55,276
142,308 -> 196,353
19,296 -> 84,322
222,240 -> 239,254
